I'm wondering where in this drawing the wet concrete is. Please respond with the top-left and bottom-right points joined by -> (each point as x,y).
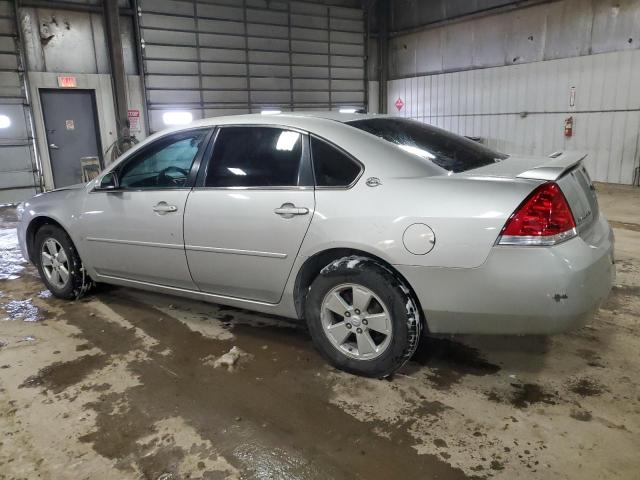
1,185 -> 640,479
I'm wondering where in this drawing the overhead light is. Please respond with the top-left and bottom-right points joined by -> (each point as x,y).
162,111 -> 192,126
276,131 -> 300,151
398,144 -> 436,159
339,107 -> 357,113
0,114 -> 10,129
227,167 -> 247,176
261,109 -> 281,115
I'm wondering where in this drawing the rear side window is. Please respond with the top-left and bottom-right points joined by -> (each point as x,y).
205,127 -> 309,187
311,137 -> 362,187
347,118 -> 508,173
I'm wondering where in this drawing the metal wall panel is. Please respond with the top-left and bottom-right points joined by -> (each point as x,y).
389,0 -> 640,79
139,0 -> 366,132
388,49 -> 640,184
0,0 -> 39,203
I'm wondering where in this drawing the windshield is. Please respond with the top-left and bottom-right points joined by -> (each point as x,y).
347,118 -> 508,173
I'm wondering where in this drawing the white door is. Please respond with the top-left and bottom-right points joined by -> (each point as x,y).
80,128 -> 210,289
184,126 -> 315,303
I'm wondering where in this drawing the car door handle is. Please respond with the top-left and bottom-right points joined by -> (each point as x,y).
153,202 -> 178,214
49,143 -> 59,149
274,203 -> 309,218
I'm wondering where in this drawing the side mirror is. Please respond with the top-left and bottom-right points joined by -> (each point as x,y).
95,172 -> 118,191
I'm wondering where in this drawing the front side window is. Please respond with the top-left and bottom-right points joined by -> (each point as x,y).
205,127 -> 307,187
311,137 -> 362,187
347,118 -> 508,173
119,130 -> 207,189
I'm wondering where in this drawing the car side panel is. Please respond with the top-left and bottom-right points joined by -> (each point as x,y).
298,176 -> 539,269
396,214 -> 615,334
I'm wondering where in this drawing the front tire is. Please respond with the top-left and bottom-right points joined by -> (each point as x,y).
305,256 -> 421,378
34,225 -> 90,300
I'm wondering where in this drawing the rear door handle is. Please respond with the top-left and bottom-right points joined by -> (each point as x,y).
274,203 -> 309,218
153,202 -> 178,214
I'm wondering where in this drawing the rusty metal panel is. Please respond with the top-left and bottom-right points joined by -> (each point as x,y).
389,0 -> 640,78
471,15 -> 507,68
505,5 -> 546,64
442,22 -> 473,72
591,0 -> 640,53
543,0 -> 593,60
414,28 -> 443,76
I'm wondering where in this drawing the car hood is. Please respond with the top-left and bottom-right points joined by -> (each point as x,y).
50,182 -> 87,192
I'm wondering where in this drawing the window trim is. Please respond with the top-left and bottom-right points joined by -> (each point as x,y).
195,124 -> 313,191
309,133 -> 364,190
91,127 -> 214,193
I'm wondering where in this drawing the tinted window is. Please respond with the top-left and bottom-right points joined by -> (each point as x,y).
119,130 -> 207,189
206,127 -> 307,187
348,118 -> 508,173
311,137 -> 361,187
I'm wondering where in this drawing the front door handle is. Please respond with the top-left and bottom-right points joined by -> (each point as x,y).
153,202 -> 178,214
274,203 -> 309,219
49,143 -> 59,150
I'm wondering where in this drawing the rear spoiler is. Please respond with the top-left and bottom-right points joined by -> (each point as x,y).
517,151 -> 587,181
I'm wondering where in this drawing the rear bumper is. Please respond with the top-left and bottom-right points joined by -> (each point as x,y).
396,215 -> 615,335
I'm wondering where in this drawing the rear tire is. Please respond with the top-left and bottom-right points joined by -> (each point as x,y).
34,225 -> 91,300
305,256 -> 421,378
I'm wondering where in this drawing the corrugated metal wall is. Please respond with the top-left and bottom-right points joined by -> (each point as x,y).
139,0 -> 366,132
389,0 -> 640,78
0,0 -> 39,204
388,49 -> 640,184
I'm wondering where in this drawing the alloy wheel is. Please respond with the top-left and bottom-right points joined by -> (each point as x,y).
320,283 -> 393,360
40,238 -> 70,289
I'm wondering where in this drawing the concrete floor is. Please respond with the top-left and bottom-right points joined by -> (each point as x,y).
0,184 -> 638,480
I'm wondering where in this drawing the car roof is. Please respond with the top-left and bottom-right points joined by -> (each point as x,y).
183,111 -> 384,129
117,112 -> 444,180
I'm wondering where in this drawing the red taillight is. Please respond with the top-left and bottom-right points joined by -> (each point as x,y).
498,182 -> 576,246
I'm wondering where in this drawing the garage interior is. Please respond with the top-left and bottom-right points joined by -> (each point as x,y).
0,0 -> 639,478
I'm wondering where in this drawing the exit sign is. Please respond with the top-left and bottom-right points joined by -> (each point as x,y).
57,76 -> 77,88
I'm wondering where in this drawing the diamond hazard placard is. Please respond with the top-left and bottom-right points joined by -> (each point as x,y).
395,97 -> 404,111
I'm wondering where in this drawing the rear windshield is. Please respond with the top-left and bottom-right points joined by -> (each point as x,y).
347,118 -> 508,173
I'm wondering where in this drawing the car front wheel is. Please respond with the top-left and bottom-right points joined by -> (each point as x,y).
305,256 -> 421,378
34,224 -> 90,300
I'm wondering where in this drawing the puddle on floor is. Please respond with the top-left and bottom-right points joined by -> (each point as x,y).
0,227 -> 25,280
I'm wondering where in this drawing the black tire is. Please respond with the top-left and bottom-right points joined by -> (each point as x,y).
34,224 -> 91,300
305,256 -> 422,378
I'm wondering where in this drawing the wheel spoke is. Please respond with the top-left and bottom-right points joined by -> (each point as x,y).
56,248 -> 68,264
326,322 -> 351,345
356,331 -> 377,356
45,239 -> 58,256
58,265 -> 69,283
41,252 -> 53,267
352,286 -> 372,312
365,313 -> 390,335
325,291 -> 351,316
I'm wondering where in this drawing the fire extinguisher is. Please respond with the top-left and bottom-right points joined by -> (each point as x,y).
564,116 -> 573,137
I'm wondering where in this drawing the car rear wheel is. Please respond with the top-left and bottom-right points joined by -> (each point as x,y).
305,256 -> 421,378
35,225 -> 90,300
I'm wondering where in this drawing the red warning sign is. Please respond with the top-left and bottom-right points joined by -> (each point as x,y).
395,97 -> 404,111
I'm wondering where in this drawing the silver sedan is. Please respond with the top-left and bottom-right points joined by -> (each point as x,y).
17,113 -> 615,377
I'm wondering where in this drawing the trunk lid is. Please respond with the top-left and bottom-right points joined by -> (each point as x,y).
463,151 -> 599,232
